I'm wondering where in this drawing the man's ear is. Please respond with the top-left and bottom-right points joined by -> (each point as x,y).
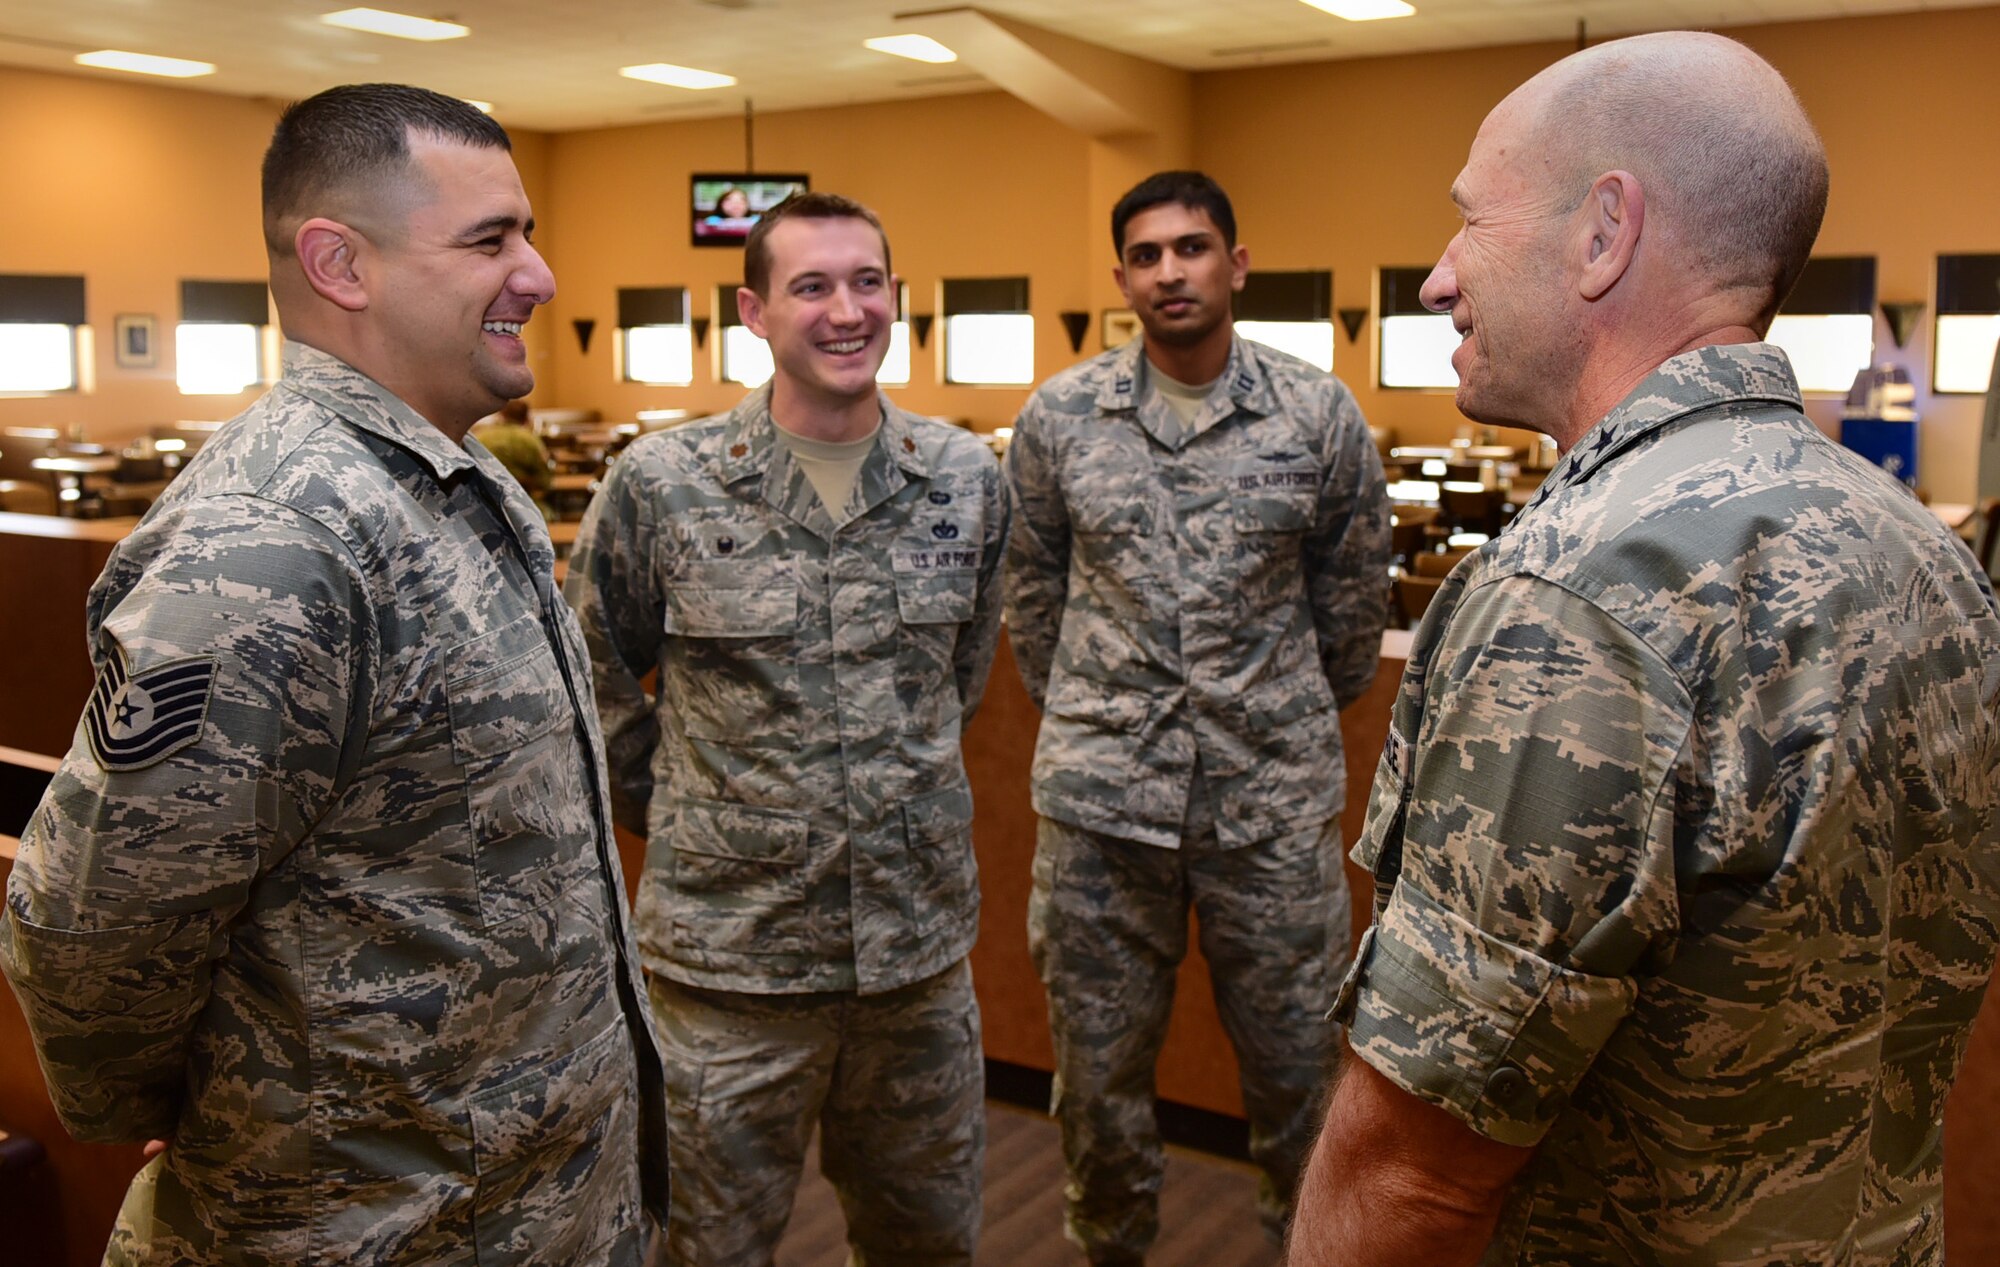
737,286 -> 767,340
295,218 -> 369,313
1112,263 -> 1133,308
1578,171 -> 1643,302
1229,242 -> 1251,293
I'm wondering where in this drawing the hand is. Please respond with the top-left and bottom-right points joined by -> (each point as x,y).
142,1138 -> 170,1160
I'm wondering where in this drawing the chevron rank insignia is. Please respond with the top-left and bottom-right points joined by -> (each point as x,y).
84,647 -> 216,772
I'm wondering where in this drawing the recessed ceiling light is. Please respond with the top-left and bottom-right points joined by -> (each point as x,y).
620,63 -> 737,90
1300,0 -> 1417,20
863,35 -> 958,64
320,9 -> 471,41
462,99 -> 493,114
73,50 -> 216,78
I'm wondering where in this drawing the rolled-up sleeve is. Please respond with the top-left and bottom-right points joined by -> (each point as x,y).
1340,574 -> 1690,1146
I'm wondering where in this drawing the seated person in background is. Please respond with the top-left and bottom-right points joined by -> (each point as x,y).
566,191 -> 1008,1266
474,397 -> 555,513
1293,31 -> 2000,1267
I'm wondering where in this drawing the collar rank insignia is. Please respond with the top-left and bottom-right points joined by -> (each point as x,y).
902,436 -> 917,454
84,647 -> 216,772
729,442 -> 749,458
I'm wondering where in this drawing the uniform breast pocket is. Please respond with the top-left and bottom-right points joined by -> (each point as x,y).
662,558 -> 802,749
447,619 -> 593,928
892,550 -> 980,733
1232,463 -> 1319,533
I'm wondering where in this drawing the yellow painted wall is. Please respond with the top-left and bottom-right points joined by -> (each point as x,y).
4,7 -> 1998,498
541,90 -> 1092,430
0,66 -> 554,444
1198,7 -> 2000,501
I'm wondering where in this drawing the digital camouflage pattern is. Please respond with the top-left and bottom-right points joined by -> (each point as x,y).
649,961 -> 983,1266
0,342 -> 668,1266
564,383 -> 1008,998
1003,334 -> 1390,848
1338,343 -> 2000,1266
1005,334 -> 1387,1260
1027,773 -> 1347,1259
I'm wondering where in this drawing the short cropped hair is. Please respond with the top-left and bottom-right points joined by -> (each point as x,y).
261,83 -> 511,256
1536,45 -> 1828,324
1111,171 -> 1237,257
742,193 -> 892,297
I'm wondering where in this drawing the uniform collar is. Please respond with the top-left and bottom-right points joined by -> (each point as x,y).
1095,333 -> 1280,419
711,383 -> 930,484
710,383 -> 931,538
1516,341 -> 1802,520
276,339 -> 481,482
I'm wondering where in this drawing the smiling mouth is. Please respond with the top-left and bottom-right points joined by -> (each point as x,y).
482,320 -> 524,337
820,337 -> 867,355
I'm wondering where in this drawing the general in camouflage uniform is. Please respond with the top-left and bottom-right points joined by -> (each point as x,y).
1297,32 -> 2000,1267
0,87 -> 667,1267
565,194 -> 1006,1265
1338,343 -> 2000,1264
1005,172 -> 1389,1263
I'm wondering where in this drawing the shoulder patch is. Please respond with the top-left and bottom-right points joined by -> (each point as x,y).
84,647 -> 216,773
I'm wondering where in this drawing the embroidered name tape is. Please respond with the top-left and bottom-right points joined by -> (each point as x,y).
84,648 -> 216,772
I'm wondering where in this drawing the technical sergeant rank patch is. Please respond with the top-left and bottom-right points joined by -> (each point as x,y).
84,647 -> 216,772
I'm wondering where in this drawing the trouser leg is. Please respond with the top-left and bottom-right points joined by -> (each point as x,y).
817,959 -> 985,1267
1188,816 -> 1349,1242
648,975 -> 837,1267
1028,815 -> 1187,1262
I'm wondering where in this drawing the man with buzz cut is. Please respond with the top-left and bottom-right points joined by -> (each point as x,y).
566,191 -> 1007,1266
0,83 -> 668,1265
1293,31 -> 2000,1267
1003,169 -> 1390,1265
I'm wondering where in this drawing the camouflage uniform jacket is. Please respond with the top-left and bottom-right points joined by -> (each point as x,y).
0,343 -> 669,1266
1336,343 -> 2000,1265
564,386 -> 1008,996
1004,335 -> 1389,848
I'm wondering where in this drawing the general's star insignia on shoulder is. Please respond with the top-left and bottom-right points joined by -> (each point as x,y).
84,646 -> 216,772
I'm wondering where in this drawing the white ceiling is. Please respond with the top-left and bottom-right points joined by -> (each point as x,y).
0,0 -> 1988,132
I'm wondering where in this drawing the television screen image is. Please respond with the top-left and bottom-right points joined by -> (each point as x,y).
691,174 -> 810,246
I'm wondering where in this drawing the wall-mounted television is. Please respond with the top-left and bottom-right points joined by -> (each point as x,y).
691,173 -> 810,247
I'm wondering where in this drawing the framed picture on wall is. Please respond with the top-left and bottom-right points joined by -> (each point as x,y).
114,314 -> 157,369
1102,308 -> 1141,349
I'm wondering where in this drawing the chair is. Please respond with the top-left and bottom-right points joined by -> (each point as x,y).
1441,483 -> 1505,537
1389,505 -> 1439,567
1412,547 -> 1471,578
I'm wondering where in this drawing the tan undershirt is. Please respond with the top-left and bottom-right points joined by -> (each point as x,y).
1146,361 -> 1222,428
774,422 -> 880,515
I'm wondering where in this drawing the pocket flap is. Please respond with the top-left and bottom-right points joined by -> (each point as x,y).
1238,667 -> 1335,731
903,780 -> 974,847
673,796 -> 808,865
662,559 -> 798,638
1043,674 -> 1158,732
894,570 -> 977,626
447,620 -> 567,763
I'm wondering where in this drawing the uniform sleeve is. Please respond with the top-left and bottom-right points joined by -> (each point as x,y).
1001,397 -> 1070,709
1340,576 -> 1689,1147
955,453 -> 1012,726
1306,382 -> 1391,711
0,501 -> 367,1143
563,454 -> 665,837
